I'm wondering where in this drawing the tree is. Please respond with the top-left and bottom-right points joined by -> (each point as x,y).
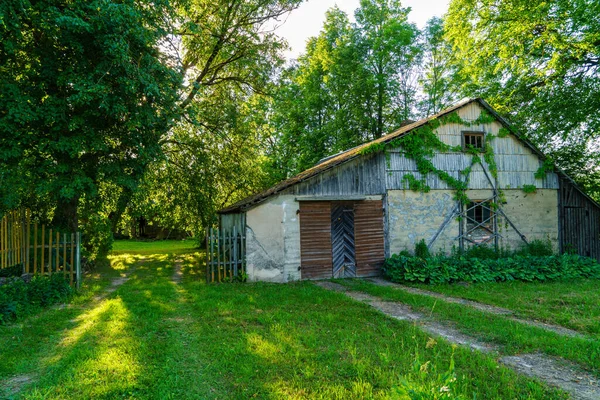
418,17 -> 462,116
1,0 -> 303,256
268,2 -> 422,177
355,0 -> 420,137
445,0 -> 600,195
128,89 -> 274,236
0,0 -> 181,233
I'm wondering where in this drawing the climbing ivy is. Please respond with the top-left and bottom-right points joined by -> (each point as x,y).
402,174 -> 431,192
522,184 -> 538,194
534,159 -> 555,180
359,110 -> 501,204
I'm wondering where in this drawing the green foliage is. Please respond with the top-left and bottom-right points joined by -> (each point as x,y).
445,0 -> 600,198
498,127 -> 511,138
535,159 -> 555,180
0,275 -> 72,323
360,111 -> 499,204
522,184 -> 538,194
402,174 -> 431,193
383,253 -> 600,284
0,264 -> 22,278
268,1 -> 422,176
0,0 -> 181,228
418,17 -> 463,116
414,239 -> 431,259
395,351 -> 465,400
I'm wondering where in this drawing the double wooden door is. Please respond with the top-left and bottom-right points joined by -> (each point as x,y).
299,200 -> 384,279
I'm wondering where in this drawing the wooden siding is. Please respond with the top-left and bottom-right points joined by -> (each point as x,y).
285,153 -> 386,197
354,200 -> 385,276
299,202 -> 333,279
559,178 -> 600,261
220,213 -> 245,235
386,102 -> 559,191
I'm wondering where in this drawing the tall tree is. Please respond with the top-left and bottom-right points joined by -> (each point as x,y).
0,0 -> 181,232
269,2 -> 422,177
418,17 -> 461,116
355,0 -> 420,137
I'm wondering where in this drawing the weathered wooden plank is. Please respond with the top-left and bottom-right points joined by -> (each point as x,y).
299,201 -> 332,279
354,200 -> 385,276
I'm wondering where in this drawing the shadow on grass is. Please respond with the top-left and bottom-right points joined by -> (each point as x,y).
6,251 -> 568,399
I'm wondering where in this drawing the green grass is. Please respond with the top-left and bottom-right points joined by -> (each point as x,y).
0,240 -> 567,399
339,279 -> 600,377
410,280 -> 600,336
111,238 -> 198,254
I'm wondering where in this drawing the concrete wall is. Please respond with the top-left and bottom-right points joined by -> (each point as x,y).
387,190 -> 459,255
387,189 -> 559,255
499,189 -> 559,251
245,195 -> 301,282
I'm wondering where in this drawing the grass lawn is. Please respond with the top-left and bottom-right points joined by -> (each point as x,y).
339,279 -> 600,377
410,280 -> 600,336
0,240 -> 567,399
111,238 -> 199,254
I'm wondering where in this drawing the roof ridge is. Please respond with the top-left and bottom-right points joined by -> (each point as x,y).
218,98 -> 479,214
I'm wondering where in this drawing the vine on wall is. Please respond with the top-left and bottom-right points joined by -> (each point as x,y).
359,109 -> 558,201
359,110 -> 500,204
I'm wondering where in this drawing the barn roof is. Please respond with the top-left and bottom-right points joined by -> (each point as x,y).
218,98 -> 598,214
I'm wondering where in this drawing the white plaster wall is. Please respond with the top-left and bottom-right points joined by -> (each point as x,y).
387,189 -> 559,255
245,195 -> 301,282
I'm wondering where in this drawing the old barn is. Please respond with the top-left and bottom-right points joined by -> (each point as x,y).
215,98 -> 600,282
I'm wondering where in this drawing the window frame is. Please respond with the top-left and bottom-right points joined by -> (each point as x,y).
462,131 -> 485,152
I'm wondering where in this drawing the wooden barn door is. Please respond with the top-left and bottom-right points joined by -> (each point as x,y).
299,199 -> 385,279
354,200 -> 385,277
331,202 -> 356,278
299,202 -> 332,279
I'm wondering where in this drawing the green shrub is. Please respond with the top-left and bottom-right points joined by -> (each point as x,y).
515,239 -> 554,257
0,264 -> 23,277
383,253 -> 600,285
414,239 -> 431,259
0,275 -> 73,323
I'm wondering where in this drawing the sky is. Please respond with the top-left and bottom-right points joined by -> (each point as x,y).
275,0 -> 451,60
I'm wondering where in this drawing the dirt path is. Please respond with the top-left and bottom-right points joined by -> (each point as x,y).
368,277 -> 585,338
172,258 -> 183,284
316,281 -> 600,400
1,262 -> 141,398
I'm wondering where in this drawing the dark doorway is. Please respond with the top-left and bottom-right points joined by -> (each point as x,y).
331,202 -> 356,278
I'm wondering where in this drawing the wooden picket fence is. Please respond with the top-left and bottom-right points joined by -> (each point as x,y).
0,210 -> 81,288
205,226 -> 246,283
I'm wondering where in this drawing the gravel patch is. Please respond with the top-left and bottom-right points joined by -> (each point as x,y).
0,373 -> 36,398
172,259 -> 183,284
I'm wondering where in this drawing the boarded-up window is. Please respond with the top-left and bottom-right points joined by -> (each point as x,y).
299,202 -> 332,279
354,200 -> 385,276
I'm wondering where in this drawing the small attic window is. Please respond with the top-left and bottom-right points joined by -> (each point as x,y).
462,131 -> 485,151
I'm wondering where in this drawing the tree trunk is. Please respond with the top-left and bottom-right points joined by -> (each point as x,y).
51,196 -> 79,232
110,188 -> 133,234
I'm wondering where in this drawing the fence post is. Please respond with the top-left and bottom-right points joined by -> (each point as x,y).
205,227 -> 209,284
76,232 -> 81,289
21,210 -> 26,274
233,226 -> 238,279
